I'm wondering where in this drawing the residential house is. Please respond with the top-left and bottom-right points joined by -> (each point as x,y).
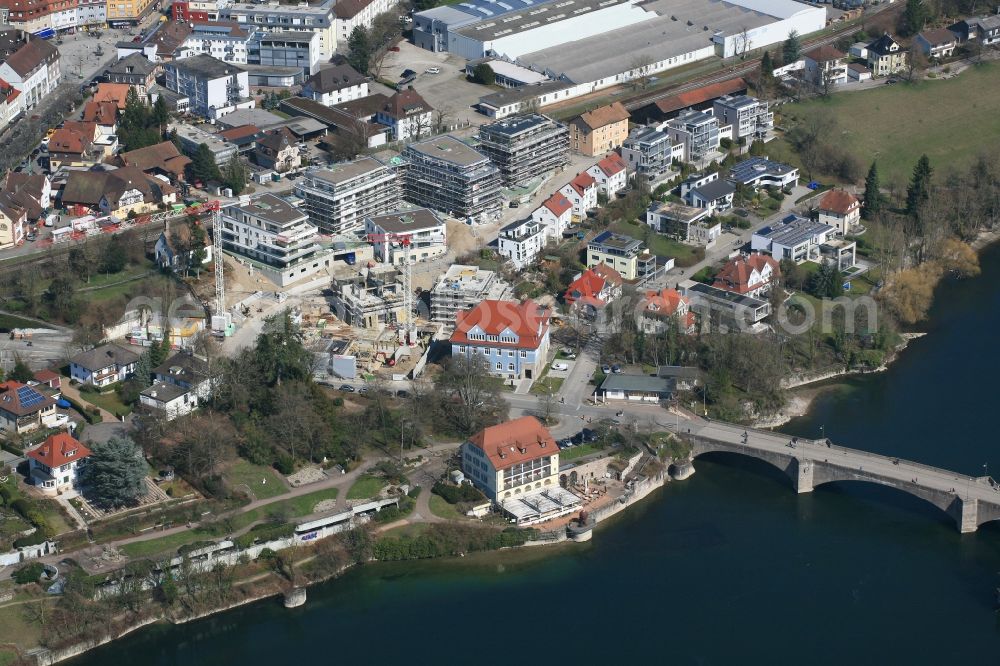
681,171 -> 735,214
0,193 -> 26,250
154,227 -> 213,271
586,153 -> 628,198
0,381 -> 57,435
558,172 -> 598,218
646,201 -> 720,245
164,54 -> 252,119
402,135 -> 502,221
802,45 -> 848,87
666,110 -> 720,164
61,167 -> 177,217
81,100 -> 119,139
91,82 -> 132,110
364,207 -> 448,265
916,28 -> 957,59
334,0 -> 399,44
375,88 -> 433,142
751,215 -> 835,263
219,1 -> 337,60
497,217 -> 546,270
138,351 -> 214,420
295,158 -> 402,235
569,102 -> 630,156
621,125 -> 680,182
47,121 -> 101,170
302,62 -> 369,107
119,141 -> 192,184
70,343 -> 141,387
564,265 -> 623,315
713,253 -> 780,298
530,191 -> 573,242
729,157 -> 799,190
0,38 -> 59,110
26,433 -> 90,495
430,264 -> 511,325
102,52 -> 157,95
817,189 -> 861,235
866,33 -> 907,77
711,94 -> 773,141
0,77 -> 23,134
682,280 -> 772,327
254,128 -> 301,173
476,114 -> 569,187
450,299 -> 552,382
217,124 -> 263,156
2,171 -> 50,227
139,382 -> 199,421
283,95 -> 390,149
641,287 -> 695,334
633,77 -> 747,124
950,15 -> 1000,45
587,230 -> 657,281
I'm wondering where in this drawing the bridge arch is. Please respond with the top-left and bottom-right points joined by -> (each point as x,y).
809,478 -> 960,527
690,444 -> 799,489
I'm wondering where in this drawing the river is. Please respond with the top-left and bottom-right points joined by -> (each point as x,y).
70,243 -> 1000,665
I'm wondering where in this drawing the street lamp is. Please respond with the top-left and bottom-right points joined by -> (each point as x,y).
820,424 -> 825,440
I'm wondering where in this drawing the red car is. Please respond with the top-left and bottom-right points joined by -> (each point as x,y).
389,45 -> 400,51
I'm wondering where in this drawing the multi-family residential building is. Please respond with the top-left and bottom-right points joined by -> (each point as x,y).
866,33 -> 907,77
558,172 -> 598,218
530,191 -> 572,242
76,0 -> 106,28
172,0 -> 227,21
254,128 -> 301,172
2,171 -> 50,227
640,287 -> 695,334
168,121 -> 238,164
666,110 -> 720,164
681,171 -> 735,214
219,193 -> 331,286
47,121 -> 100,171
69,343 -> 140,387
119,141 -> 192,184
713,253 -> 781,298
364,207 -> 447,265
729,157 -> 799,190
497,217 -> 545,270
950,15 -> 1000,45
0,191 -> 26,250
107,0 -> 154,26
803,45 -> 848,87
302,62 -> 368,107
621,125 -> 681,181
564,265 -> 623,314
27,432 -> 91,495
586,153 -> 628,198
450,299 -> 552,382
430,264 -> 511,325
0,77 -> 22,134
220,0 -> 338,59
0,38 -> 58,110
164,54 -> 252,119
587,230 -> 656,281
102,53 -> 157,95
295,157 -> 400,235
646,201 -> 721,245
817,189 -> 861,236
329,267 -> 407,328
916,28 -> 957,59
252,30 -> 321,75
476,114 -> 569,186
751,215 -> 835,263
334,0 -> 399,44
174,20 -> 253,64
711,94 -> 773,141
403,135 -> 502,221
375,87 -> 433,141
569,102 -> 629,156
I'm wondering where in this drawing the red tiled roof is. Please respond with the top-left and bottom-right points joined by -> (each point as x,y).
655,78 -> 746,114
591,263 -> 623,288
33,369 -> 60,386
92,83 -> 133,110
643,288 -> 694,329
569,172 -> 596,195
804,45 -> 846,62
450,299 -> 551,350
48,128 -> 89,155
575,101 -> 629,131
713,254 -> 780,294
83,100 -> 118,125
218,124 -> 261,141
818,189 -> 859,215
468,416 -> 557,471
565,269 -> 608,307
595,152 -> 626,177
542,192 -> 572,217
27,433 -> 91,468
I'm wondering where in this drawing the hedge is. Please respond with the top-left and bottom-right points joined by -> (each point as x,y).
64,395 -> 102,424
234,522 -> 294,549
14,531 -> 48,548
13,562 -> 44,584
431,481 -> 485,505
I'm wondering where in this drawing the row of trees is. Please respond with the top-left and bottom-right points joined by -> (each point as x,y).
347,11 -> 403,77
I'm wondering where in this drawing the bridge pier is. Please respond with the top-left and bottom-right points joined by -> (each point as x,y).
957,498 -> 979,534
794,458 -> 813,494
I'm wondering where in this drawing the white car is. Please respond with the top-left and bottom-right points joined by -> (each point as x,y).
551,362 -> 569,371
425,66 -> 441,74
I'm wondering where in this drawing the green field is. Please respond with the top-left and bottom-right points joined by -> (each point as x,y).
79,389 -> 131,418
559,443 -> 607,462
529,376 -> 564,395
224,460 -> 288,500
346,475 -> 386,501
428,494 -> 466,521
777,63 -> 1000,188
0,314 -> 49,331
610,220 -> 703,267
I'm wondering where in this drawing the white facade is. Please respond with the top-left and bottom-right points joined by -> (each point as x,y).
497,218 -> 545,270
531,199 -> 572,242
559,178 -> 598,218
220,1 -> 338,59
177,30 -> 253,64
305,79 -> 368,107
376,107 -> 432,142
336,0 -> 400,43
586,159 -> 628,198
364,209 -> 448,265
139,382 -> 200,421
164,57 -> 252,119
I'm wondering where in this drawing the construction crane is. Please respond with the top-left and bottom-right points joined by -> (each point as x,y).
365,232 -> 431,345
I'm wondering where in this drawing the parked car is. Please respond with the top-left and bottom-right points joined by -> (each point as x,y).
389,45 -> 401,51
580,428 -> 599,443
357,386 -> 370,394
508,200 -> 519,208
558,438 -> 573,449
551,362 -> 569,371
339,384 -> 355,392
611,364 -> 622,374
401,68 -> 417,78
425,66 -> 441,74
601,364 -> 611,374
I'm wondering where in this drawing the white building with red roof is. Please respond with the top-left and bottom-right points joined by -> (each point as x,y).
27,432 -> 91,495
558,172 -> 598,218
450,299 -> 551,382
531,191 -> 573,241
713,253 -> 780,298
461,416 -> 580,523
586,152 -> 628,198
564,265 -> 623,314
817,189 -> 861,235
641,287 -> 695,334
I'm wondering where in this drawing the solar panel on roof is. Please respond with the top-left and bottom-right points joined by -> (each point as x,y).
16,385 -> 46,409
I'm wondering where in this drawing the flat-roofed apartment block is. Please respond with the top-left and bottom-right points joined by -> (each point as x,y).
220,193 -> 330,286
621,125 -> 682,181
364,207 -> 448,265
220,0 -> 338,59
430,264 -> 511,324
475,113 -> 569,186
295,157 -> 401,235
403,135 -> 502,222
666,110 -> 720,163
711,94 -> 772,141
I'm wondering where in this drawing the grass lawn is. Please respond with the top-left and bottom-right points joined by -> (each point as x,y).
560,443 -> 607,462
428,494 -> 466,521
611,220 -> 702,267
224,460 -> 288,500
0,599 -> 57,650
0,314 -> 49,331
79,389 -> 131,418
529,376 -> 564,395
346,475 -> 386,501
35,499 -> 74,536
85,274 -> 173,304
776,63 -> 1000,188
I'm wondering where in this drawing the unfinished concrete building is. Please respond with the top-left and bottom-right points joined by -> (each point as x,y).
476,114 -> 569,186
430,264 -> 512,325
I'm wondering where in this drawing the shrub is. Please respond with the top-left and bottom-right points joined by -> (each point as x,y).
234,521 -> 294,549
14,532 -> 49,548
13,562 -> 44,584
432,481 -> 485,505
273,454 -> 294,475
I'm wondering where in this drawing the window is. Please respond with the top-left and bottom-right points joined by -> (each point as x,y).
508,363 -> 514,371
495,363 -> 502,370
520,351 -> 527,358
